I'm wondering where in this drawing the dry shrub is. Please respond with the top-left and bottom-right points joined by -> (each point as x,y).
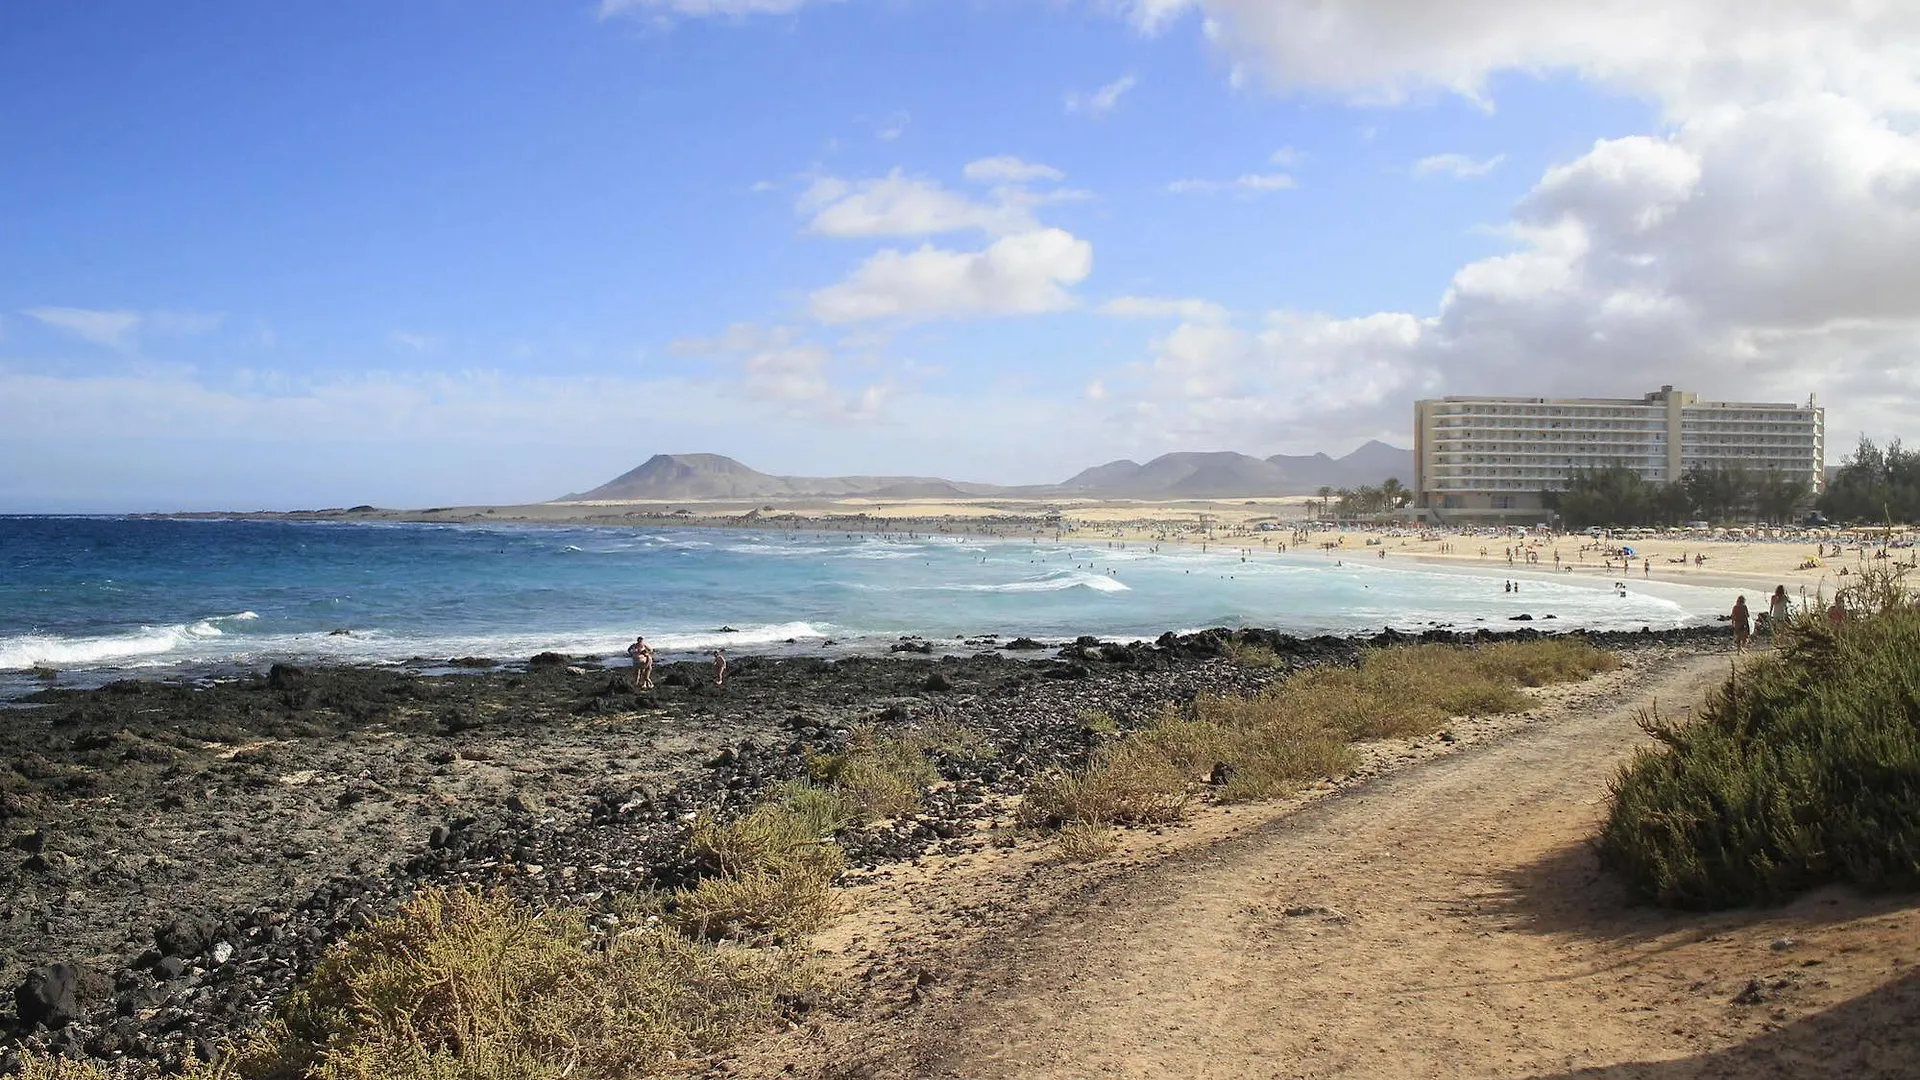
1019,735 -> 1194,829
1022,638 -> 1622,831
251,888 -> 820,1080
1054,821 -> 1120,862
9,1055 -> 111,1080
676,801 -> 844,942
1471,638 -> 1621,686
807,725 -> 941,820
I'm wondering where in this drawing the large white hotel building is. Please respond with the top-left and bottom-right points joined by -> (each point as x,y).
1412,386 -> 1825,521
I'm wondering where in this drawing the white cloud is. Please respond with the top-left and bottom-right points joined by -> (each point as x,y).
1134,1 -> 1920,115
1269,146 -> 1304,166
799,170 -> 1037,238
876,111 -> 910,141
1167,172 -> 1295,194
25,307 -> 144,348
1099,296 -> 1229,322
809,228 -> 1094,323
1412,152 -> 1505,179
1088,0 -> 1920,450
1066,74 -> 1138,115
749,179 -> 778,193
1120,0 -> 1197,35
963,156 -> 1066,184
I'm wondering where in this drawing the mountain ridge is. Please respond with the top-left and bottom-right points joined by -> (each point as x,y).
563,443 -> 1414,502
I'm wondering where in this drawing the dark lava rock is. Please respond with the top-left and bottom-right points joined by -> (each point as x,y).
661,670 -> 692,688
924,672 -> 954,692
446,657 -> 498,668
16,964 -> 85,1029
154,918 -> 213,960
10,829 -> 47,854
1043,663 -> 1091,680
890,641 -> 934,655
1509,614 -> 1534,622
1206,762 -> 1237,787
1004,637 -> 1046,650
153,956 -> 187,982
266,664 -> 305,690
528,652 -> 570,666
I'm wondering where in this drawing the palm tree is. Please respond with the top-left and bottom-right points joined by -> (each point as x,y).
1316,486 -> 1334,522
1381,477 -> 1409,510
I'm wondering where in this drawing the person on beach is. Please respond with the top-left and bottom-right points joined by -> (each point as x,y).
626,635 -> 654,690
1731,596 -> 1752,650
1768,586 -> 1791,642
1828,598 -> 1848,626
712,648 -> 727,688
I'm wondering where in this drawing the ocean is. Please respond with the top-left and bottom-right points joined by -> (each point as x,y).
0,516 -> 1725,696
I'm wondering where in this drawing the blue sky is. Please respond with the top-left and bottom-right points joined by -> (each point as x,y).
4,1 -> 1915,510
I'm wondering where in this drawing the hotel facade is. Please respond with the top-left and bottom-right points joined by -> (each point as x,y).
1412,386 -> 1825,521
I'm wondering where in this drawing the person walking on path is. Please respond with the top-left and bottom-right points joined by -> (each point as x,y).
1768,585 -> 1792,643
632,635 -> 657,690
1731,596 -> 1752,651
712,648 -> 727,688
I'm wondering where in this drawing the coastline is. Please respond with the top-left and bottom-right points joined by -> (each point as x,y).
142,496 -> 1913,602
0,623 -> 1729,1070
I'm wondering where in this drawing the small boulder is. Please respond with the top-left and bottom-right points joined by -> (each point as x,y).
155,917 -> 214,960
923,672 -> 954,692
15,963 -> 84,1029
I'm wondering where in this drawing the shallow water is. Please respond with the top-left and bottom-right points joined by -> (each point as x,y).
0,516 -> 1728,692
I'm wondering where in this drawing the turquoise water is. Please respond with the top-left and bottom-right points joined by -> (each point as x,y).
0,517 -> 1725,690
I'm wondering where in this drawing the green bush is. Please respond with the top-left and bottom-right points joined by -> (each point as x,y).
1598,605 -> 1920,908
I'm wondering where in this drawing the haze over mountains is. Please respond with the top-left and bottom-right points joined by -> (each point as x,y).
564,443 -> 1413,502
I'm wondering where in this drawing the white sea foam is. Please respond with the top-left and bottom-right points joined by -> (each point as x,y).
0,626 -> 195,669
646,621 -> 832,651
943,571 -> 1131,594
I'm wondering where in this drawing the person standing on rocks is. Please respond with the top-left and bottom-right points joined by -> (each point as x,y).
1731,596 -> 1752,651
627,635 -> 654,691
712,648 -> 727,688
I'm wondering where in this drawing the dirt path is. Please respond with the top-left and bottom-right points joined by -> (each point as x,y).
879,652 -> 1919,1079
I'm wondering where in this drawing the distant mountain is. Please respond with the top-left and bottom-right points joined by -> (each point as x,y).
562,453 -> 1011,501
561,443 -> 1415,503
1266,440 -> 1415,493
1057,451 -> 1296,499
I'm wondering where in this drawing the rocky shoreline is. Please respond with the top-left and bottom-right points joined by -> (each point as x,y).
0,624 -> 1727,1074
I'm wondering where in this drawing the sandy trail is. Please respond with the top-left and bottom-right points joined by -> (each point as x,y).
892,653 -> 1918,1079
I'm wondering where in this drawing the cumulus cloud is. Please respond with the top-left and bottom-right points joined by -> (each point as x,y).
1066,74 -> 1137,115
1412,152 -> 1504,179
1088,0 -> 1920,450
963,156 -> 1066,184
1099,296 -> 1229,322
809,229 -> 1094,323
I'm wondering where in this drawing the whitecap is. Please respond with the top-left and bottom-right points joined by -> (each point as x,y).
940,571 -> 1131,594
0,626 -> 193,670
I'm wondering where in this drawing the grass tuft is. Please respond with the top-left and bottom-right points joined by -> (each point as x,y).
239,887 -> 822,1080
1054,820 -> 1120,862
1024,638 -> 1619,831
